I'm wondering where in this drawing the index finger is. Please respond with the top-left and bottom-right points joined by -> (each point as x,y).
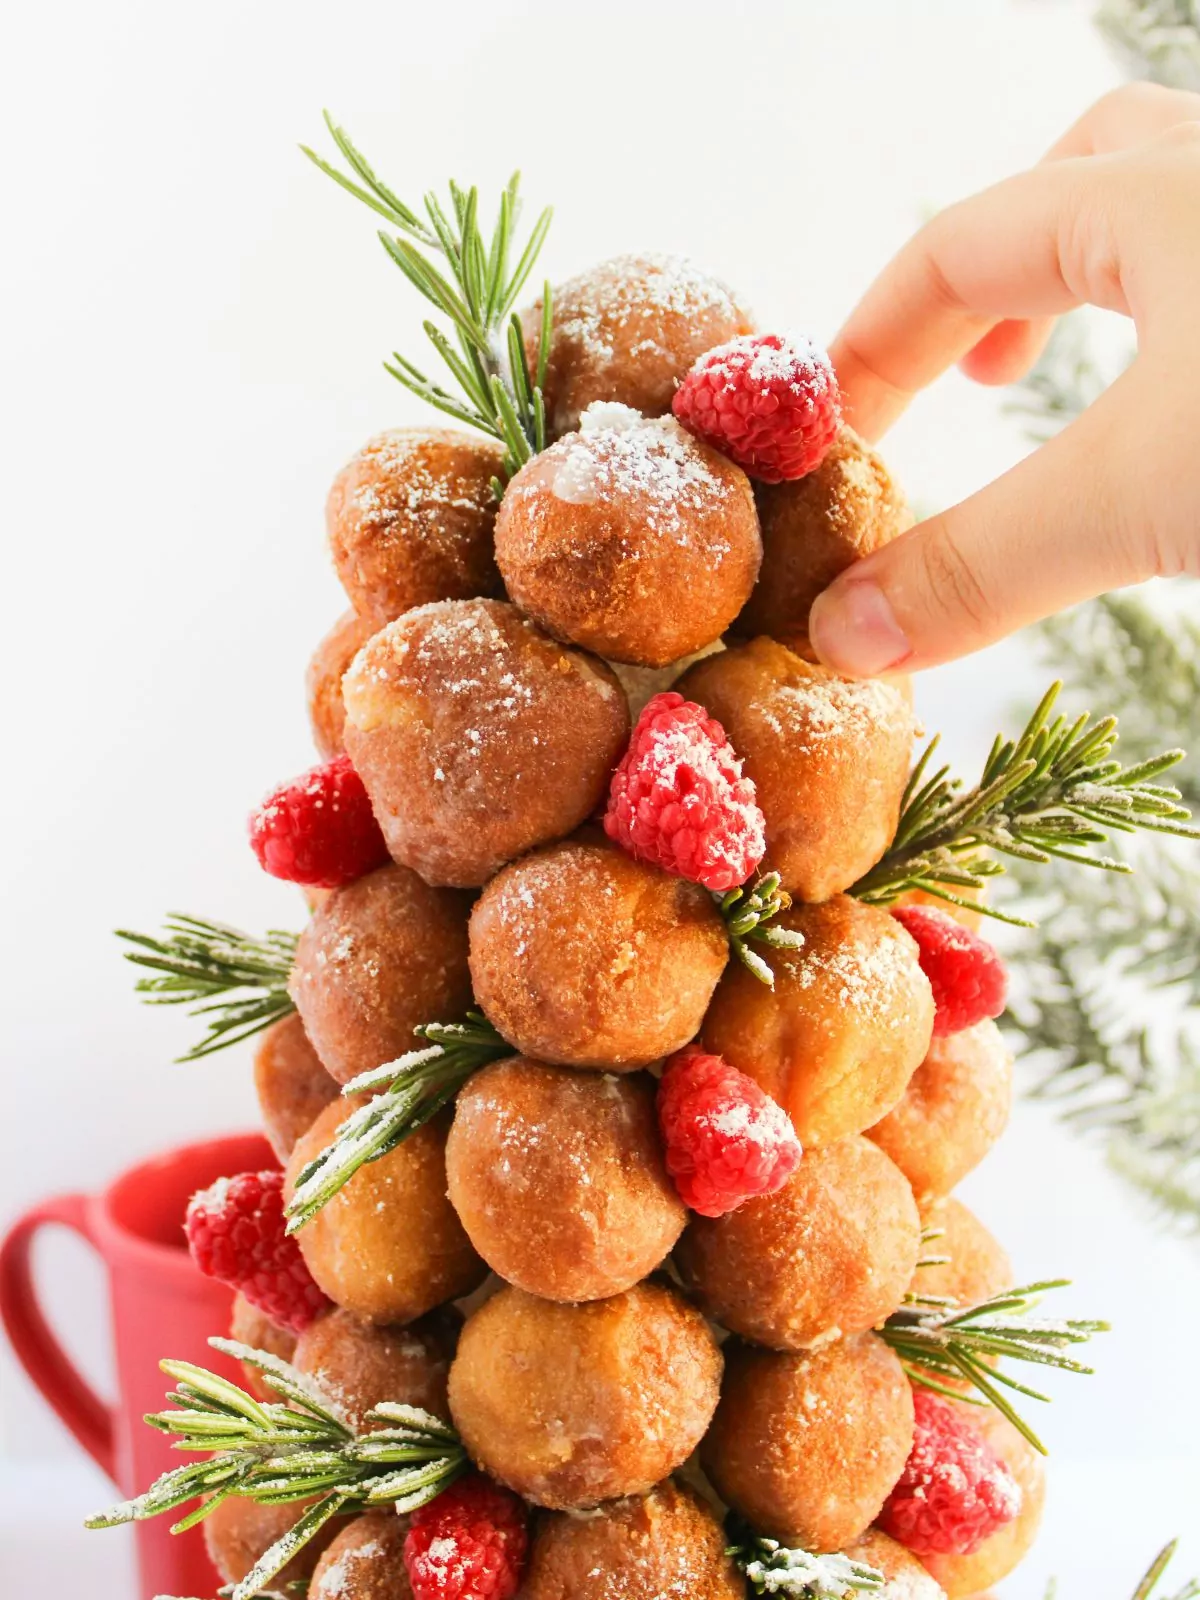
833,82 -> 1200,440
830,160 -> 1097,441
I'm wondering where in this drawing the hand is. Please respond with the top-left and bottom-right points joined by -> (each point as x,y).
808,84 -> 1200,677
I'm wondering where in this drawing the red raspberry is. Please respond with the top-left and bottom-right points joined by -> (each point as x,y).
248,753 -> 389,889
185,1169 -> 329,1333
672,332 -> 842,483
657,1045 -> 802,1217
891,904 -> 1008,1036
879,1390 -> 1023,1556
404,1473 -> 528,1600
604,692 -> 765,892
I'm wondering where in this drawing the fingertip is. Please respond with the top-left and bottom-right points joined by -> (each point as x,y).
808,576 -> 915,679
958,317 -> 1056,386
828,335 -> 912,443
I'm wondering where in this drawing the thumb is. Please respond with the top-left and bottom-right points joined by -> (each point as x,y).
808,369 -> 1158,675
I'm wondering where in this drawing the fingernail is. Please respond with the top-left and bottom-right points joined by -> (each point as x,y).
809,579 -> 913,676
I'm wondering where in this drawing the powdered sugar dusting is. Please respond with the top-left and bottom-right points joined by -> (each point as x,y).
754,672 -> 911,751
554,252 -> 747,368
539,405 -> 734,543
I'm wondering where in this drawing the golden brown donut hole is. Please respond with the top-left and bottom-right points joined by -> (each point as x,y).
448,1282 -> 722,1509
203,1496 -> 340,1590
734,429 -> 913,656
326,428 -> 504,628
701,1334 -> 914,1553
307,609 -> 375,760
445,1056 -> 685,1301
289,864 -> 473,1086
866,1021 -> 1013,1204
522,253 -> 754,437
286,1102 -> 485,1325
468,831 -> 729,1071
912,1198 -> 1013,1310
676,1135 -> 920,1350
229,1291 -> 297,1400
675,638 -> 914,902
702,894 -> 934,1145
309,1514 -> 412,1600
522,1479 -> 744,1600
253,1013 -> 341,1162
343,598 -> 629,887
495,406 -> 761,667
842,1529 -> 947,1600
918,1407 -> 1046,1598
291,1304 -> 458,1430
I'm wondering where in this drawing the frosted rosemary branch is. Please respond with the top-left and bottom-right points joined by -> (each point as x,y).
115,915 -> 297,1060
880,1280 -> 1108,1455
85,1340 -> 465,1600
302,111 -> 553,483
852,682 -> 1197,926
716,872 -> 805,988
285,1014 -> 509,1230
726,1518 -> 883,1598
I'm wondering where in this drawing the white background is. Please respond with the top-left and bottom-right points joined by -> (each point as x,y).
2,0 -> 1198,1594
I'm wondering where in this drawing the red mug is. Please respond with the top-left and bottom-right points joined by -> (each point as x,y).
0,1132 -> 276,1600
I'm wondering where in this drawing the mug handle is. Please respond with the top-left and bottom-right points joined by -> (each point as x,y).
0,1194 -> 117,1480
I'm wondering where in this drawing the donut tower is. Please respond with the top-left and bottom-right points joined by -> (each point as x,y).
97,133 -> 1166,1600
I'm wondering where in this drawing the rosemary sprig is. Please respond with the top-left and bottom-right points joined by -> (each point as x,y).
726,1517 -> 883,1598
880,1280 -> 1108,1455
303,112 -> 553,484
1128,1540 -> 1200,1600
115,915 -> 297,1061
86,1340 -> 465,1600
285,1014 -> 509,1230
853,682 -> 1197,926
716,872 -> 806,988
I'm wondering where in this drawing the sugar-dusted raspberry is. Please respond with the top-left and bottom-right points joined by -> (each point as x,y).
672,332 -> 841,483
248,753 -> 389,889
891,905 -> 1008,1036
657,1045 -> 802,1217
879,1389 -> 1023,1556
185,1169 -> 329,1333
405,1473 -> 529,1600
604,691 -> 765,892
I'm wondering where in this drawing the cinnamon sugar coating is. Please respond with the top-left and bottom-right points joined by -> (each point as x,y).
522,253 -> 754,437
292,1305 -> 458,1431
326,428 -> 504,627
522,1479 -> 743,1600
676,1135 -> 920,1351
495,407 -> 761,667
253,1013 -> 340,1161
286,1104 -> 485,1325
676,638 -> 914,902
310,1515 -> 412,1600
734,429 -> 914,656
229,1291 -> 297,1400
343,599 -> 629,887
289,864 -> 473,1086
307,609 -> 375,760
912,1198 -> 1014,1309
468,832 -> 729,1071
448,1282 -> 722,1509
445,1056 -> 685,1301
702,895 -> 934,1145
204,1496 -> 339,1589
701,1334 -> 914,1552
918,1407 -> 1045,1597
842,1529 -> 947,1600
866,1021 -> 1014,1204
